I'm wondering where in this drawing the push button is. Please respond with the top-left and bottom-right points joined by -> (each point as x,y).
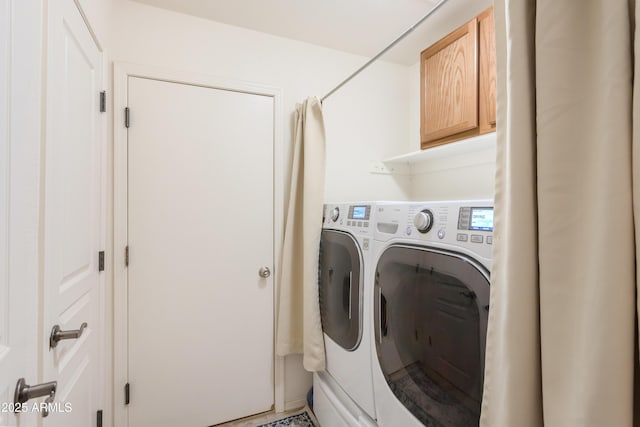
487,236 -> 493,245
457,233 -> 468,242
471,235 -> 483,243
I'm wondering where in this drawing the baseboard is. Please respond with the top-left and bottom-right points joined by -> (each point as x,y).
284,398 -> 307,412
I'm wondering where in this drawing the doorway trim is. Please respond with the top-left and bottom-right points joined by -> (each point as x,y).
112,62 -> 285,427
0,0 -> 11,365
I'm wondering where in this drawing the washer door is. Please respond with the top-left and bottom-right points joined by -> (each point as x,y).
319,230 -> 363,351
374,245 -> 490,426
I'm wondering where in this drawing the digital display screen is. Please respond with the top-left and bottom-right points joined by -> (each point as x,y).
469,208 -> 494,231
352,206 -> 367,220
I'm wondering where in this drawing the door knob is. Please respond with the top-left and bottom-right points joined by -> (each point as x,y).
50,322 -> 88,349
258,266 -> 271,278
14,378 -> 57,417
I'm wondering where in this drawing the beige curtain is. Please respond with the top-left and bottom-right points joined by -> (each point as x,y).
481,1 -> 639,426
275,97 -> 326,372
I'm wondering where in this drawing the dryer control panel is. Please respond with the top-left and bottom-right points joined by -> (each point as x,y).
455,206 -> 494,247
458,206 -> 494,231
374,200 -> 493,265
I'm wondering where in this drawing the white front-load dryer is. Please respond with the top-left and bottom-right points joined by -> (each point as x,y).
313,202 -> 377,426
371,200 -> 493,427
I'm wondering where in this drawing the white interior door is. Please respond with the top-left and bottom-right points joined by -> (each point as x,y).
0,1 -> 40,426
126,77 -> 275,426
42,0 -> 103,426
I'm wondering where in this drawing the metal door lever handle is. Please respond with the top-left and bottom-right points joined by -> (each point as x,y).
50,322 -> 88,348
14,378 -> 57,417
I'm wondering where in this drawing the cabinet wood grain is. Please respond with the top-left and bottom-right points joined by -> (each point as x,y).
478,8 -> 496,134
419,7 -> 496,149
421,19 -> 478,147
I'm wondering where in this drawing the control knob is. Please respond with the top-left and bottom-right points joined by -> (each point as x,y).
414,209 -> 434,233
330,207 -> 340,222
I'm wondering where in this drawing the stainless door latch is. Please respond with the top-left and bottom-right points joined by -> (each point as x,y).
258,266 -> 271,278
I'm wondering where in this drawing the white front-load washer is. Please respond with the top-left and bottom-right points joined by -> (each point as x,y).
313,202 -> 377,426
371,200 -> 493,427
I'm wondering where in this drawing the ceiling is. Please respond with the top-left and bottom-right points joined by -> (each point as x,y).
131,0 -> 491,65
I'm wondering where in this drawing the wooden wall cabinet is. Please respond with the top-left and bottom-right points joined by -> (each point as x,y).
420,7 -> 496,149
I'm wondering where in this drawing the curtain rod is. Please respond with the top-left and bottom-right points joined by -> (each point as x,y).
321,0 -> 448,103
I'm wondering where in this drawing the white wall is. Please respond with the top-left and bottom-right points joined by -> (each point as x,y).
284,354 -> 310,407
76,0 -> 109,48
409,139 -> 496,201
322,67 -> 412,202
408,62 -> 422,155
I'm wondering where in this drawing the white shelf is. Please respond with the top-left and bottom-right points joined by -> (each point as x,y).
383,133 -> 496,167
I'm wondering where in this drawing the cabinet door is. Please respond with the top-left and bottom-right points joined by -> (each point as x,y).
421,18 -> 478,146
478,8 -> 496,134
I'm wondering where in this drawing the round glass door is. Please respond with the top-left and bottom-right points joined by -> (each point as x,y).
374,245 -> 490,426
318,230 -> 363,351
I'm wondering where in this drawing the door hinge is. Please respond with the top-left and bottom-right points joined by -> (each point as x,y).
125,246 -> 129,267
125,107 -> 130,128
98,251 -> 105,272
97,409 -> 103,427
99,91 -> 106,113
125,383 -> 130,405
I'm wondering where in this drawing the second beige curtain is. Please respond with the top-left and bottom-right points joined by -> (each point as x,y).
482,0 -> 638,426
275,97 -> 327,372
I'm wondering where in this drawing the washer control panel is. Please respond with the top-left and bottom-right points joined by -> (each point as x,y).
324,203 -> 375,237
348,205 -> 371,221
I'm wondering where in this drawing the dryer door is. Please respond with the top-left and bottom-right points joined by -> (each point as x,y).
319,230 -> 363,351
374,245 -> 490,426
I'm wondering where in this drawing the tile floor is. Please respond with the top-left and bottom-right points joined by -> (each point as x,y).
213,406 -> 319,427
